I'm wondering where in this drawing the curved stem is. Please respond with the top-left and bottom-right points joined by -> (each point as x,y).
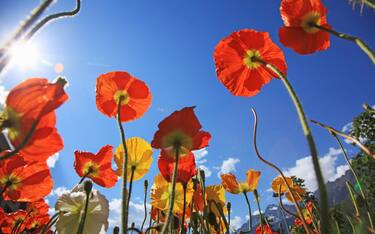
254,190 -> 264,234
140,181 -> 148,232
161,146 -> 180,234
311,119 -> 375,159
181,184 -> 187,234
117,98 -> 129,234
77,190 -> 90,234
254,59 -> 329,234
126,227 -> 142,234
250,108 -> 312,234
332,134 -> 374,229
346,181 -> 360,217
41,212 -> 60,234
278,186 -> 299,219
243,192 -> 253,232
311,23 -> 375,65
78,169 -> 92,184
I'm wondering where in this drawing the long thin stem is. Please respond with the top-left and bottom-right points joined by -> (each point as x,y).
251,108 -> 312,234
244,192 -> 253,232
334,219 -> 341,234
311,119 -> 374,159
181,184 -> 187,234
254,190 -> 264,234
127,166 -> 136,212
278,186 -> 299,219
77,190 -> 90,234
346,181 -> 360,217
311,23 -> 375,65
332,134 -> 374,229
41,212 -> 60,234
140,180 -> 149,232
148,207 -> 153,231
208,200 -> 230,234
117,98 -> 129,234
254,58 -> 329,234
161,146 -> 180,234
346,215 -> 356,234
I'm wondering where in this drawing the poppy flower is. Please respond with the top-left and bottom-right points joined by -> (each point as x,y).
96,71 -> 152,122
158,151 -> 196,185
26,199 -> 49,215
25,213 -> 50,230
294,208 -> 313,226
0,78 -> 68,161
55,185 -> 109,234
151,106 -> 211,158
279,0 -> 331,54
0,152 -> 53,202
271,176 -> 294,194
221,169 -> 261,194
1,210 -> 28,234
205,185 -> 226,217
150,174 -> 194,214
74,145 -> 118,188
114,137 -> 153,181
213,29 -> 287,97
193,184 -> 204,212
285,184 -> 306,202
255,225 -> 278,234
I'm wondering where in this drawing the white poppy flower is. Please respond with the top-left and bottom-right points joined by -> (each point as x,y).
55,185 -> 109,234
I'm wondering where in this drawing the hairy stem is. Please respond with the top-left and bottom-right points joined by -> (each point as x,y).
244,192 -> 253,232
77,190 -> 90,234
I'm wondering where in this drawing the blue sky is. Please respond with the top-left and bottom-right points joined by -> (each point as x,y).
1,0 -> 375,230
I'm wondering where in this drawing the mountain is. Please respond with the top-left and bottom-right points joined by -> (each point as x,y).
237,170 -> 355,233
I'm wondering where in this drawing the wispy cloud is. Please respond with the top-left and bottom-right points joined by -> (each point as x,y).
215,157 -> 240,178
109,198 -> 150,228
47,153 -> 59,168
193,148 -> 212,178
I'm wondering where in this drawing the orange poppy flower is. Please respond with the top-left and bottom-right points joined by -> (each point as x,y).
285,184 -> 306,202
74,145 -> 118,188
25,213 -> 50,230
26,199 -> 49,215
279,0 -> 331,54
151,106 -> 211,158
193,184 -> 204,212
1,78 -> 68,161
96,71 -> 152,122
158,151 -> 197,185
255,225 -> 278,234
221,169 -> 261,194
1,210 -> 28,234
271,176 -> 294,194
0,152 -> 53,202
205,185 -> 226,217
294,208 -> 313,226
213,29 -> 287,97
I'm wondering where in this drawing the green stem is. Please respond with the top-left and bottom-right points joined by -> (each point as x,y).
161,146 -> 180,234
181,184 -> 187,234
140,180 -> 148,232
256,59 -> 329,234
333,134 -> 374,229
278,186 -> 298,219
251,108 -> 312,234
244,192 -> 253,232
312,23 -> 375,65
311,119 -> 375,159
41,212 -> 60,234
77,190 -> 90,234
127,166 -> 136,212
346,181 -> 360,217
117,98 -> 129,234
346,215 -> 356,234
254,190 -> 264,234
208,200 -> 230,234
148,207 -> 153,230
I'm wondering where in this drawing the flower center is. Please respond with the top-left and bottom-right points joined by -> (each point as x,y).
1,174 -> 22,191
83,162 -> 99,178
113,90 -> 130,106
161,130 -> 192,152
0,107 -> 22,141
301,11 -> 321,34
243,50 -> 262,69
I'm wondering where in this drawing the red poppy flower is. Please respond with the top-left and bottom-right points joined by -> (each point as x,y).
0,208 -> 5,224
193,184 -> 204,212
0,152 -> 53,202
26,199 -> 49,215
74,145 -> 118,188
1,210 -> 28,234
0,78 -> 68,161
255,225 -> 279,234
279,0 -> 331,54
96,71 -> 152,122
151,106 -> 211,157
214,29 -> 287,97
158,151 -> 197,185
25,213 -> 50,230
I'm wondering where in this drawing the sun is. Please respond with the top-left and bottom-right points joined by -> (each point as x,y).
9,42 -> 40,69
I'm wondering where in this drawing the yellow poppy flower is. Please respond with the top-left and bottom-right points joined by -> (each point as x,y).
205,185 -> 227,217
285,184 -> 306,202
271,176 -> 293,194
221,169 -> 261,194
115,137 -> 153,181
150,174 -> 193,214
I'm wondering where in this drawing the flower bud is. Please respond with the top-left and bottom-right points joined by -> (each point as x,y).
83,180 -> 93,194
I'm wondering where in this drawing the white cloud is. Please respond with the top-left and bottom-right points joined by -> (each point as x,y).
47,153 -> 59,168
48,186 -> 70,197
283,147 -> 350,191
215,157 -> 240,178
252,210 -> 263,216
341,122 -> 353,133
109,198 -> 151,229
230,216 -> 243,229
0,85 -> 8,108
193,148 -> 212,178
